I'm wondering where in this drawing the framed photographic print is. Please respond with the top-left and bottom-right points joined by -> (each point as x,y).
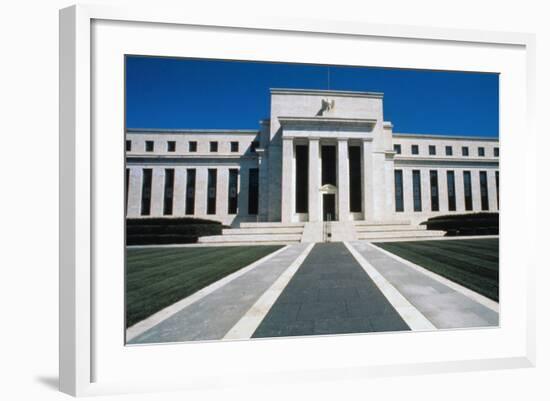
59,4 -> 536,397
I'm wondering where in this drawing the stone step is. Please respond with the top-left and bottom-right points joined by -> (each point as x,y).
198,234 -> 302,243
357,230 -> 445,240
353,220 -> 411,227
355,225 -> 426,233
222,227 -> 304,235
195,241 -> 296,246
239,222 -> 306,228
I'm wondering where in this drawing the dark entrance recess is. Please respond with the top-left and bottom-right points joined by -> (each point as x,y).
321,145 -> 336,186
348,146 -> 362,212
295,145 -> 309,213
248,168 -> 259,215
207,169 -> 217,215
228,169 -> 238,214
323,193 -> 336,221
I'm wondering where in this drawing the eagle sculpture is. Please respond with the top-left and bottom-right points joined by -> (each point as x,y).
320,98 -> 335,115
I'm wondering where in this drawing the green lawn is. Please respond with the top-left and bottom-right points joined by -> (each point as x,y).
375,238 -> 499,301
126,245 -> 283,327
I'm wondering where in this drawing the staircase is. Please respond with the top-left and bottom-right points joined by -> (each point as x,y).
197,222 -> 305,245
198,220 -> 445,245
353,220 -> 445,241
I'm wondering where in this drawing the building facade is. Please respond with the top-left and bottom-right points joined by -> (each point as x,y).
126,88 -> 499,226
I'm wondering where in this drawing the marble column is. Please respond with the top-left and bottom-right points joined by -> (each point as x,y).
257,149 -> 269,221
173,167 -> 187,216
420,168 -> 431,213
488,169 -> 499,211
308,138 -> 321,222
127,167 -> 141,217
216,167 -> 228,220
281,137 -> 294,223
362,140 -> 374,220
151,167 -> 164,216
337,138 -> 350,221
471,169 -> 482,211
195,167 -> 208,217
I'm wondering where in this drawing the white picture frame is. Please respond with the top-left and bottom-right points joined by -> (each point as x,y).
59,4 -> 536,397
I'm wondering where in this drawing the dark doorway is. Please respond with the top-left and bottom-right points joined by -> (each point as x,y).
321,145 -> 336,186
348,146 -> 362,212
323,193 -> 336,221
295,144 -> 309,213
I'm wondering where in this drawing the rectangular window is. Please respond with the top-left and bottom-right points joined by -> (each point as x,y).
230,141 -> 239,152
248,168 -> 259,214
494,147 -> 499,157
429,145 -> 436,155
478,147 -> 485,157
207,169 -> 217,215
349,146 -> 362,212
394,170 -> 404,212
462,146 -> 469,156
167,141 -> 176,152
463,171 -> 473,211
188,141 -> 197,152
412,170 -> 422,212
430,170 -> 439,211
496,171 -> 499,209
445,146 -> 453,156
140,168 -> 152,216
228,169 -> 239,214
251,141 -> 259,153
480,171 -> 489,210
447,171 -> 456,211
393,144 -> 401,154
185,169 -> 196,215
295,145 -> 309,213
126,140 -> 131,152
145,141 -> 154,152
411,145 -> 419,155
163,169 -> 174,215
210,141 -> 218,152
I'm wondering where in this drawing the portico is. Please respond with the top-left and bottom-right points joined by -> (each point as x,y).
279,116 -> 382,224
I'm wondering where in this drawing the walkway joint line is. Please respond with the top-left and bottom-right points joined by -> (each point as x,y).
126,245 -> 291,342
343,242 -> 436,331
368,242 -> 499,313
223,243 -> 315,340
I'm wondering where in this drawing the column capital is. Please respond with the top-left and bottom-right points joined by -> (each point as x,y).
337,137 -> 349,142
308,136 -> 320,142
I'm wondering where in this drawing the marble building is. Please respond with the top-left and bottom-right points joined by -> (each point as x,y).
126,88 -> 499,241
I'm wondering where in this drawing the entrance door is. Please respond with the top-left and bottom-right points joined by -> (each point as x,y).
323,193 -> 336,221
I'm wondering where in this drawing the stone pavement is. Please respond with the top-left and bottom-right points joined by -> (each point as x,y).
252,243 -> 409,338
128,243 -> 311,344
349,241 -> 499,329
128,240 -> 499,344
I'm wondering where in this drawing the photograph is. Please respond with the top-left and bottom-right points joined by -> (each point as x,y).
124,56 -> 499,345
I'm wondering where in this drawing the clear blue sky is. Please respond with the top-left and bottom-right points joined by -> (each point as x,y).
126,56 -> 499,137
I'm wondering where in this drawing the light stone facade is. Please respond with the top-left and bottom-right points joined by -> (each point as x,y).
126,88 -> 499,226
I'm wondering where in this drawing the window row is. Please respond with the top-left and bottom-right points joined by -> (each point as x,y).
393,144 -> 499,157
126,139 -> 260,154
394,169 -> 499,213
127,168 -> 259,217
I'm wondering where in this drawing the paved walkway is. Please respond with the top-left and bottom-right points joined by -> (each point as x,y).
128,240 -> 499,344
129,243 -> 311,344
349,241 -> 499,329
253,243 -> 409,338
